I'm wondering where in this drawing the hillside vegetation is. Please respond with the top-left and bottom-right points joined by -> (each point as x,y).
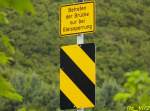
0,0 -> 150,111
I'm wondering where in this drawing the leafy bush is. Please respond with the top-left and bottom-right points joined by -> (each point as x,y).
114,70 -> 150,105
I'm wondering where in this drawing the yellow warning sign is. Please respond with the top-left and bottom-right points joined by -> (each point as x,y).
60,43 -> 96,109
60,2 -> 95,36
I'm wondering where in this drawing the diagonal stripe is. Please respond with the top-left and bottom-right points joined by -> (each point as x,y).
60,69 -> 94,108
60,49 -> 95,104
80,43 -> 95,62
61,45 -> 95,84
60,91 -> 75,109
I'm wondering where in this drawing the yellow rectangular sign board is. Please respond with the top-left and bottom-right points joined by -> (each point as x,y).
60,43 -> 96,109
60,2 -> 95,37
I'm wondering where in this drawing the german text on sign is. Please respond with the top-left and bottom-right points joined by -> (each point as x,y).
60,43 -> 96,109
60,2 -> 95,36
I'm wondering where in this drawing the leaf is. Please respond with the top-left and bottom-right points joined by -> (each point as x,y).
139,94 -> 150,105
1,35 -> 15,54
114,92 -> 132,102
0,12 -> 9,24
0,0 -> 10,8
10,0 -> 35,15
0,52 -> 9,65
0,0 -> 35,15
0,75 -> 23,102
114,70 -> 150,104
17,107 -> 26,111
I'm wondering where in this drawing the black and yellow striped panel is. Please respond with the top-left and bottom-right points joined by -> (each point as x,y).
60,43 -> 96,110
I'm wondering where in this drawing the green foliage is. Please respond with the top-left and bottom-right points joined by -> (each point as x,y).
17,107 -> 26,111
0,0 -> 35,15
114,70 -> 150,105
0,33 -> 15,54
0,0 -> 150,111
0,52 -> 9,64
0,0 -> 34,105
0,75 -> 23,102
0,12 -> 9,24
114,93 -> 131,102
95,78 -> 121,111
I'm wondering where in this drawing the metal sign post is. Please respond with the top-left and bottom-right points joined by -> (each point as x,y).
77,1 -> 84,111
77,109 -> 84,111
77,39 -> 84,111
77,34 -> 84,44
77,0 -> 84,44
